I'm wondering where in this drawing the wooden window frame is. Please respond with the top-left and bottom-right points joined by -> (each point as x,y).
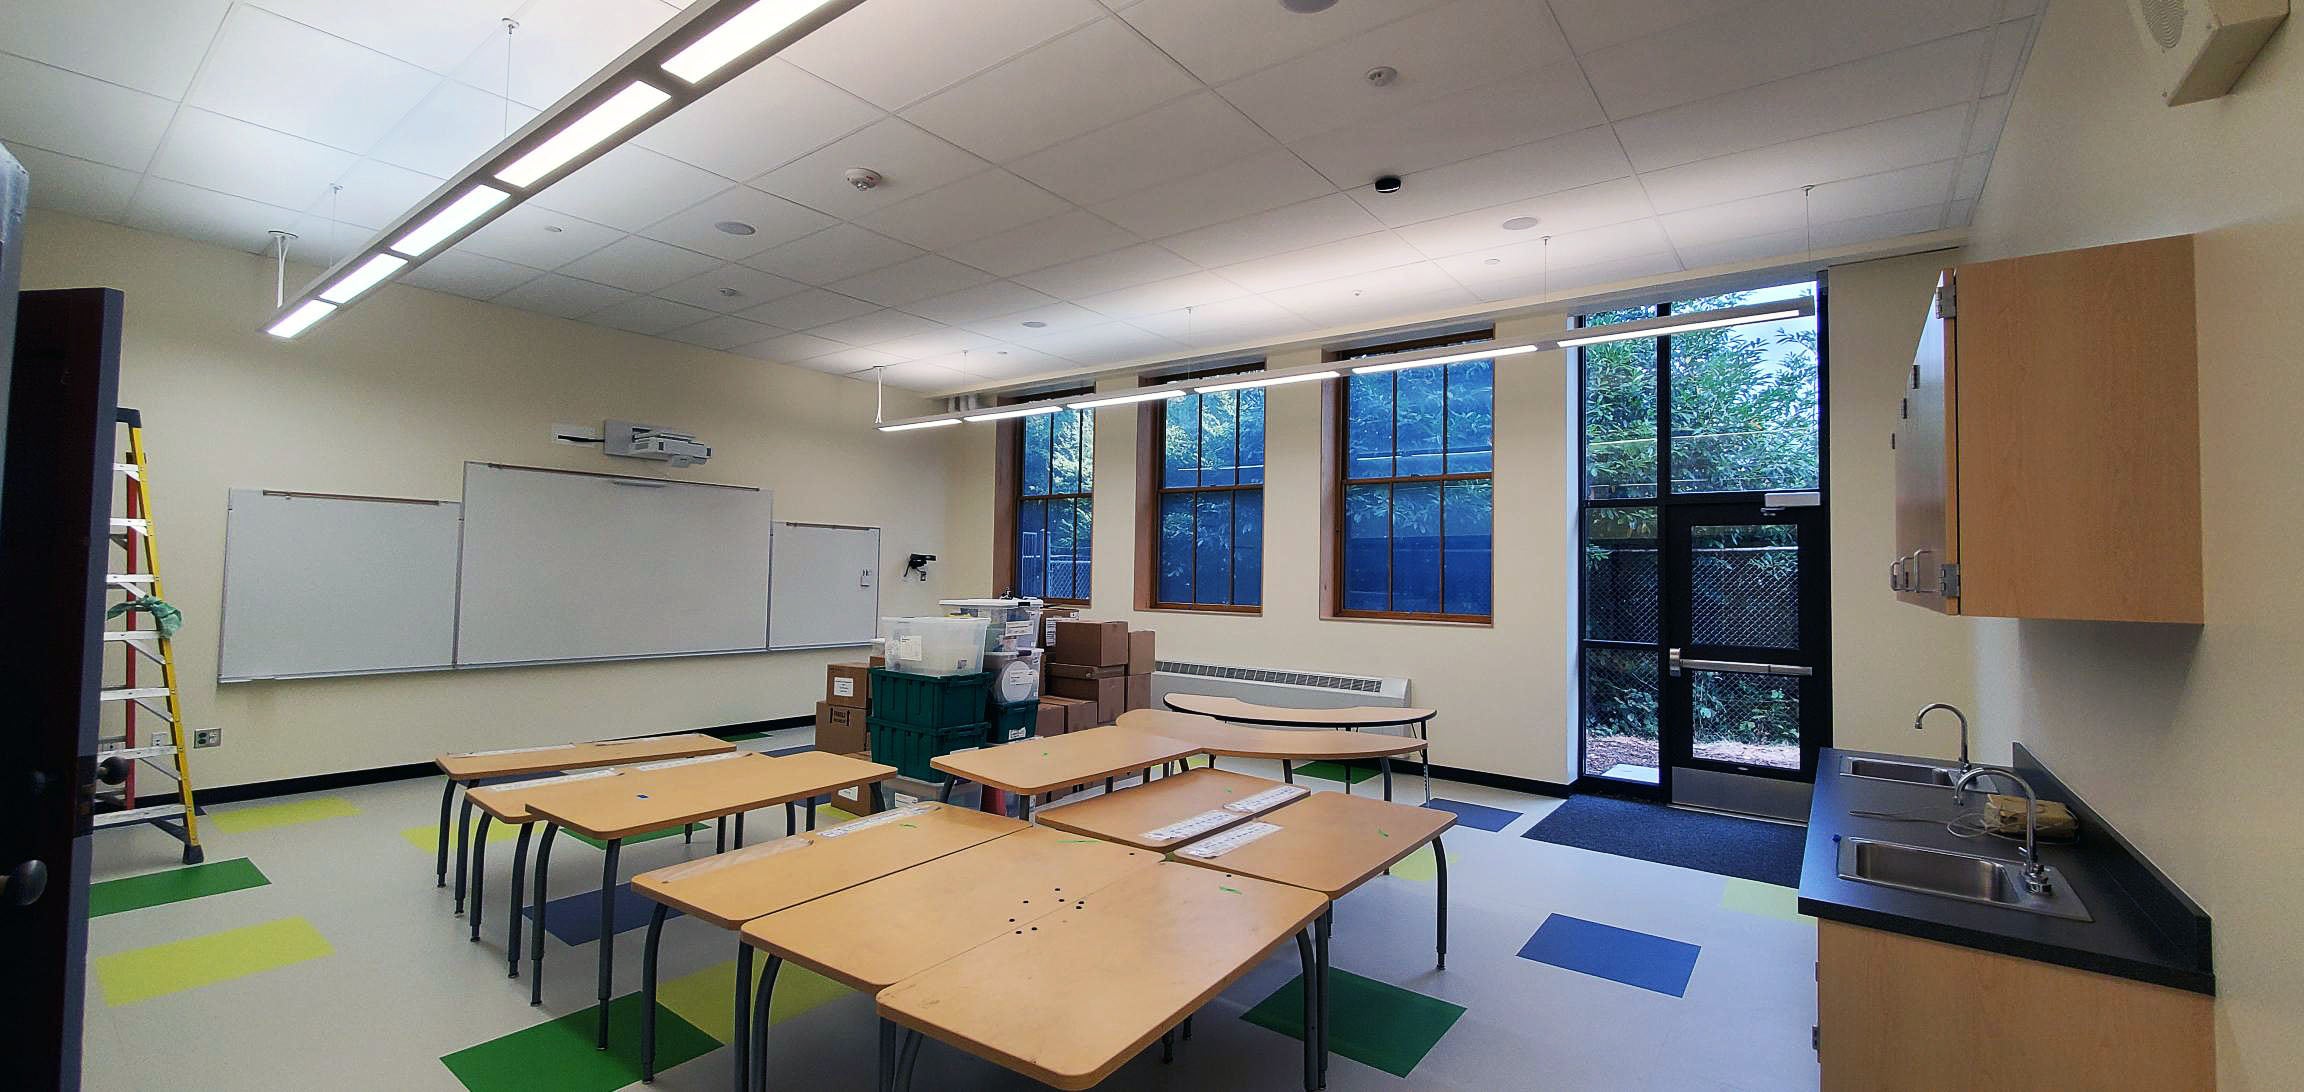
1134,361 -> 1266,614
995,388 -> 1095,604
1320,328 -> 1498,625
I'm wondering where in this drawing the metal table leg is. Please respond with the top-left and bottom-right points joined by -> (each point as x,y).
869,782 -> 886,812
717,817 -> 728,853
530,823 -> 559,1004
1434,834 -> 1449,971
436,779 -> 457,887
595,838 -> 623,1049
893,1027 -> 922,1091
748,954 -> 781,1091
1381,757 -> 1394,803
939,779 -> 955,803
507,823 -> 533,978
877,1019 -> 899,1092
735,812 -> 746,848
1294,929 -> 1318,1092
641,902 -> 667,1082
1160,1029 -> 1174,1063
1315,907 -> 1332,1088
786,802 -> 796,837
805,799 -> 816,831
1420,718 -> 1433,803
1283,763 -> 1295,785
470,813 -> 493,941
733,945 -> 753,1092
454,795 -> 475,913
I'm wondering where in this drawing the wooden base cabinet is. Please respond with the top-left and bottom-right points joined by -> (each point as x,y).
1891,235 -> 2203,623
1815,921 -> 2213,1090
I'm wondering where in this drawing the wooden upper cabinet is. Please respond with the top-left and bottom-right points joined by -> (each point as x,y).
1891,236 -> 2203,623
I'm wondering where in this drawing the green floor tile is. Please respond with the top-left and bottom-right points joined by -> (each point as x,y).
1291,760 -> 1381,785
206,796 -> 359,834
440,992 -> 715,1092
655,958 -> 854,1042
725,731 -> 774,742
1388,844 -> 1458,884
1242,968 -> 1465,1078
95,917 -> 331,1005
817,804 -> 861,826
398,822 -> 521,853
89,858 -> 269,918
1720,877 -> 1808,923
569,823 -> 708,850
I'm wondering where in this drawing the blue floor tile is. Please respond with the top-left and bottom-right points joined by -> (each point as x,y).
1421,798 -> 1520,832
523,883 -> 683,946
764,744 -> 812,757
1516,914 -> 1700,997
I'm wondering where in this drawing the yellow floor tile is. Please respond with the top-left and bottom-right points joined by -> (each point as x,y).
1719,877 -> 1808,923
654,958 -> 853,1042
95,917 -> 331,1005
207,797 -> 360,835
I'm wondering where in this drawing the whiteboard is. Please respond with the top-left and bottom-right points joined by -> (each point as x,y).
768,523 -> 880,649
217,490 -> 462,681
455,463 -> 771,666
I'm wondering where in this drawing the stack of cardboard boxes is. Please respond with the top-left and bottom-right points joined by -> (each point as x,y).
1045,619 -> 1155,727
817,658 -> 879,814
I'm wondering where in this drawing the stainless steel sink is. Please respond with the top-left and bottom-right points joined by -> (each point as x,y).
1837,837 -> 2092,921
1840,756 -> 2006,793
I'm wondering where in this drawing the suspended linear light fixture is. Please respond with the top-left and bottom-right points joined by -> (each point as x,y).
962,404 -> 1068,423
1067,388 -> 1190,410
1553,297 -> 1814,349
1196,369 -> 1340,394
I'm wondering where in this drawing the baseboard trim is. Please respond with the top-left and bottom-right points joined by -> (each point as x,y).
135,715 -> 817,806
1384,759 -> 1573,799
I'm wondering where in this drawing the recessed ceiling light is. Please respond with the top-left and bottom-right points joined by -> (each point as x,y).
1282,0 -> 1338,11
715,220 -> 757,236
1502,216 -> 1539,230
1021,320 -> 1048,328
1484,257 -> 1502,265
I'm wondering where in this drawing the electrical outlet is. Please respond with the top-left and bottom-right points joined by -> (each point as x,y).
149,731 -> 169,749
194,729 -> 222,749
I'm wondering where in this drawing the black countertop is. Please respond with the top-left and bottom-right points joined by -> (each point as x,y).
1798,745 -> 2214,994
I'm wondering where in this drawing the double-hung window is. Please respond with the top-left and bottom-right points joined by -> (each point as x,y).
1146,373 -> 1265,610
1013,402 -> 1094,602
1329,333 -> 1497,621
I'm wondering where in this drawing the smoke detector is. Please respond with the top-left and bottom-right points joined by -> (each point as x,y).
844,167 -> 883,191
1365,65 -> 1398,87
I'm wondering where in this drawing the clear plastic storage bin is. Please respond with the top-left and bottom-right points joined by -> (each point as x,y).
880,616 -> 991,675
939,597 -> 1042,653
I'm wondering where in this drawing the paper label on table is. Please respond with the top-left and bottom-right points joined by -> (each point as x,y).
543,767 -> 623,784
832,677 -> 856,697
1179,822 -> 1281,859
454,743 -> 576,757
1144,809 -> 1239,843
815,803 -> 937,838
897,634 -> 923,661
1224,784 -> 1308,813
631,752 -> 745,771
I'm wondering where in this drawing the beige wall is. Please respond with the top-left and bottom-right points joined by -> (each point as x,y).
22,212 -> 959,788
1951,2 -> 2304,1087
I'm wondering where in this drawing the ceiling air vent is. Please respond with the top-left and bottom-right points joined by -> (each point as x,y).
2129,0 -> 2289,105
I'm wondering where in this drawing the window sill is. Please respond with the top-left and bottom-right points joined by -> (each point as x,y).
1139,604 -> 1262,617
1322,612 -> 1493,629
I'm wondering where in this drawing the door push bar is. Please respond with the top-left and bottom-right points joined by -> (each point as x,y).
1668,648 -> 1815,678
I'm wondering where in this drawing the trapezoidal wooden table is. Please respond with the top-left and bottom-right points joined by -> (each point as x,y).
1158,693 -> 1438,800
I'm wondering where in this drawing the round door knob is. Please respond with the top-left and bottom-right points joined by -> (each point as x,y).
4,860 -> 48,907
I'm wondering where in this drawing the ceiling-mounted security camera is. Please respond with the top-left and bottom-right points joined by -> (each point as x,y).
844,167 -> 883,191
1373,175 -> 1403,194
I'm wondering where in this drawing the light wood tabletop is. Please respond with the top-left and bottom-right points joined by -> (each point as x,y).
524,751 -> 895,841
929,726 -> 1201,796
1117,710 -> 1428,761
465,769 -> 631,824
1168,789 -> 1456,899
1032,768 -> 1303,851
741,825 -> 1158,991
632,802 -> 1023,928
1161,693 -> 1436,729
875,862 -> 1327,1091
435,732 -> 733,780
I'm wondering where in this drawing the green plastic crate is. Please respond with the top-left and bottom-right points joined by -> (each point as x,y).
985,698 -> 1040,746
869,668 -> 994,730
868,717 -> 987,783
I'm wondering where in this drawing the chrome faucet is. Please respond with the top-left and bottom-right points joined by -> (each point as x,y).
1913,703 -> 1970,770
1952,765 -> 2049,895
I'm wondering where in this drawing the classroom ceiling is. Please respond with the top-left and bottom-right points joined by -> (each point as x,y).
0,0 -> 2038,391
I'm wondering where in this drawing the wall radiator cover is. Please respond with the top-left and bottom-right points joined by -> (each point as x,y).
1151,659 -> 1409,711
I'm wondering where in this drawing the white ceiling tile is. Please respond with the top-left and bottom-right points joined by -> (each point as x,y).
1260,261 -> 1476,324
121,178 -> 301,254
556,235 -> 722,293
742,223 -> 922,285
274,213 -> 370,270
1658,160 -> 1958,249
661,314 -> 789,351
928,345 -> 1070,381
448,0 -> 680,108
248,0 -> 509,72
1954,154 -> 1990,202
657,264 -> 809,312
1073,271 -> 1247,318
782,0 -> 1106,110
1612,31 -> 1991,173
826,254 -> 991,307
1211,232 -> 1427,294
186,6 -> 440,152
901,19 -> 1198,163
1947,197 -> 1976,226
810,308 -> 949,346
493,272 -> 632,318
1159,192 -> 1384,269
1390,177 -> 1655,259
854,170 -> 1070,250
812,346 -> 910,372
1673,201 -> 1946,270
319,159 -> 448,230
1117,0 -> 1452,85
1984,16 -> 2035,96
147,108 -> 357,211
740,331 -> 846,362
1012,243 -> 1199,299
7,145 -> 140,221
1431,218 -> 1675,284
531,146 -> 733,233
899,280 -> 1060,324
737,287 -> 881,330
754,118 -> 987,219
634,59 -> 883,180
1463,249 -> 1685,303
1546,0 -> 1751,55
398,248 -> 543,300
1285,64 -> 1606,185
1349,125 -> 1632,227
940,210 -> 1138,278
453,203 -> 622,267
0,0 -> 231,98
1008,93 -> 1277,207
1582,0 -> 1997,119
1637,104 -> 1969,213
1964,93 -> 2012,157
1129,296 -> 1303,343
1215,0 -> 1573,144
0,56 -> 176,172
1092,149 -> 1335,238
870,360 -> 979,389
1021,321 -> 1186,363
367,80 -> 538,178
641,184 -> 837,258
962,300 -> 1108,340
584,295 -> 720,336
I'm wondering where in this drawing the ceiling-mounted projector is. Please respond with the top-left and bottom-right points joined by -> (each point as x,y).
604,419 -> 711,467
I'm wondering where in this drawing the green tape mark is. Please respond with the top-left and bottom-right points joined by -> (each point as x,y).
1059,838 -> 1095,844
89,858 -> 269,918
95,917 -> 330,1005
1241,968 -> 1465,1078
1378,828 -> 1390,838
900,822 -> 917,828
441,992 -> 717,1091
1219,886 -> 1243,894
206,796 -> 359,834
569,823 -> 707,851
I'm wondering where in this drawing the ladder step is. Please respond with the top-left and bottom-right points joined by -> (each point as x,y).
109,517 -> 149,532
94,804 -> 187,829
99,745 -> 179,763
107,573 -> 155,584
103,630 -> 162,642
116,462 -> 140,480
100,687 -> 171,702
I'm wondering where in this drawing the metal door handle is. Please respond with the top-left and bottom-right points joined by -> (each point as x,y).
1669,648 -> 1814,678
3,860 -> 48,907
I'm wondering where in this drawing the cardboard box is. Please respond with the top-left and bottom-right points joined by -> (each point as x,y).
815,701 -> 869,756
1034,701 -> 1069,738
869,655 -> 886,668
1128,630 -> 1156,675
1125,673 -> 1152,712
828,752 -> 882,816
826,661 -> 872,708
1040,694 -> 1093,734
1049,619 -> 1129,666
1039,606 -> 1079,647
1050,674 -> 1126,725
1046,661 -> 1124,681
